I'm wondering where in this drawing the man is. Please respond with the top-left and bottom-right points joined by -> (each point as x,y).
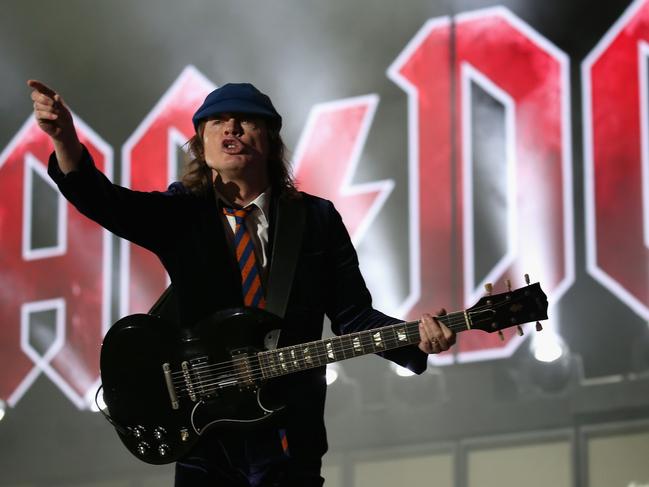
29,79 -> 456,486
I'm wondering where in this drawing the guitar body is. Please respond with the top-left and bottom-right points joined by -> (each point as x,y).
98,281 -> 548,466
100,308 -> 284,465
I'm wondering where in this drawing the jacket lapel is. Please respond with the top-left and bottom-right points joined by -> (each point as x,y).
265,193 -> 306,318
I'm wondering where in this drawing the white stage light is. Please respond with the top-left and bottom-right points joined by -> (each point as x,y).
532,332 -> 566,363
326,364 -> 339,385
391,363 -> 415,377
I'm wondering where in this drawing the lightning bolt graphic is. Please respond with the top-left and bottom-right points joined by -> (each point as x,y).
292,95 -> 394,244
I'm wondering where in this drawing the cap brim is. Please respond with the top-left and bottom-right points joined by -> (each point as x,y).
192,100 -> 281,130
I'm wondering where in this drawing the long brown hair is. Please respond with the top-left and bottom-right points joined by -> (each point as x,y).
181,120 -> 298,197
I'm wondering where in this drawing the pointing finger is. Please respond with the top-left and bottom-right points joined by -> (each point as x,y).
27,79 -> 57,98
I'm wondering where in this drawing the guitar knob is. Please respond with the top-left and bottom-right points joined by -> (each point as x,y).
158,444 -> 170,457
132,426 -> 146,439
136,441 -> 150,456
153,427 -> 167,441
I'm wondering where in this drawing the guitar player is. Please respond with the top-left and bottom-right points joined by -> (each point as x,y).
28,79 -> 456,487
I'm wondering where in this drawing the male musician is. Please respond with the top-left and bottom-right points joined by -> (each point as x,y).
29,79 -> 456,487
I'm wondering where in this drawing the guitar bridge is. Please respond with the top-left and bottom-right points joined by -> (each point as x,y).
162,363 -> 179,410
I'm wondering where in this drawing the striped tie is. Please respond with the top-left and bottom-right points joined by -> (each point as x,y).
223,206 -> 266,308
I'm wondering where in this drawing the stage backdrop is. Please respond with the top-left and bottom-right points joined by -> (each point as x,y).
1,0 -> 649,486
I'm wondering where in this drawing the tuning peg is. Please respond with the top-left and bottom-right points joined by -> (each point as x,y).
524,273 -> 530,285
505,279 -> 512,291
484,282 -> 493,295
535,321 -> 543,332
498,330 -> 505,341
517,325 -> 524,336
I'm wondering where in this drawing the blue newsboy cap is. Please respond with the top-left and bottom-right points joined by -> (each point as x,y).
192,83 -> 282,131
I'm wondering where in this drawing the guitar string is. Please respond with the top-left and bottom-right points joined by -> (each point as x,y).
169,311 -> 474,384
173,313 -> 531,399
168,305 -> 486,381
170,305 -> 523,397
171,319 -> 446,395
168,294 -> 537,396
168,298 -> 516,393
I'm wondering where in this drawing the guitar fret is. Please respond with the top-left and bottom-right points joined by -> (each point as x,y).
334,336 -> 345,360
302,345 -> 314,367
361,330 -> 374,353
348,334 -> 358,357
319,339 -> 329,366
408,322 -> 420,343
324,340 -> 335,363
312,340 -> 322,367
384,328 -> 393,348
260,311 -> 511,380
339,335 -> 351,360
268,352 -> 280,377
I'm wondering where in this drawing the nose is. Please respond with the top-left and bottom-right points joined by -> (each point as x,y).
223,117 -> 243,136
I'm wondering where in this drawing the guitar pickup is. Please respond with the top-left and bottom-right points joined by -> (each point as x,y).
230,350 -> 256,389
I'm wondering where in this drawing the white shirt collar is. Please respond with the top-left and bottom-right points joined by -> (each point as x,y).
246,189 -> 271,222
215,187 -> 271,219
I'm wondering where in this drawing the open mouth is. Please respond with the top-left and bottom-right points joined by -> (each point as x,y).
222,138 -> 244,154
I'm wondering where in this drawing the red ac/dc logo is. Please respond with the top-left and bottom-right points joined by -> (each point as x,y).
0,2 -> 647,409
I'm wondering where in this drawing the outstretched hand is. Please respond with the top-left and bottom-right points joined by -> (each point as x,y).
418,309 -> 456,355
27,79 -> 82,173
28,79 -> 75,140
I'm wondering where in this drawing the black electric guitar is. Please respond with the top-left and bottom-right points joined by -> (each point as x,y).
99,279 -> 548,464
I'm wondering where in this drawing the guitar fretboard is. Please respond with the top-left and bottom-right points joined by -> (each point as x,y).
257,312 -> 466,379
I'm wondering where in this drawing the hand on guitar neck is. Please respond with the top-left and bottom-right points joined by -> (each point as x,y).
417,309 -> 455,355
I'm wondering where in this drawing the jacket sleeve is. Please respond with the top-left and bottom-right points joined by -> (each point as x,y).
48,145 -> 188,254
322,200 -> 428,374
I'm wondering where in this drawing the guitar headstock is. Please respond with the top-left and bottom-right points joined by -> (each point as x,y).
467,276 -> 548,335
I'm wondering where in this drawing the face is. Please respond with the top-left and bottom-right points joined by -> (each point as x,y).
202,112 -> 270,183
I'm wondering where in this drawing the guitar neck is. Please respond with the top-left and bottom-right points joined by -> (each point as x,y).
257,311 -> 469,379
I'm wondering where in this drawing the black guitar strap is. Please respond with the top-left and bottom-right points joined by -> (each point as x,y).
264,193 -> 306,319
147,284 -> 177,321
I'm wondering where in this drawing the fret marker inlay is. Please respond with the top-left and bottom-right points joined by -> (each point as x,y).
396,327 -> 407,342
325,341 -> 335,360
290,349 -> 298,367
304,347 -> 312,364
278,352 -> 288,371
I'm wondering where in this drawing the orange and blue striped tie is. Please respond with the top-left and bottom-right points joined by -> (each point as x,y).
223,207 -> 266,308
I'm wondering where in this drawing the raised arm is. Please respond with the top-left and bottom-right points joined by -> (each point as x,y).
28,79 -> 82,173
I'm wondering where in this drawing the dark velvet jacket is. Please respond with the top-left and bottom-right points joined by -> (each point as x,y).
48,147 -> 428,460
